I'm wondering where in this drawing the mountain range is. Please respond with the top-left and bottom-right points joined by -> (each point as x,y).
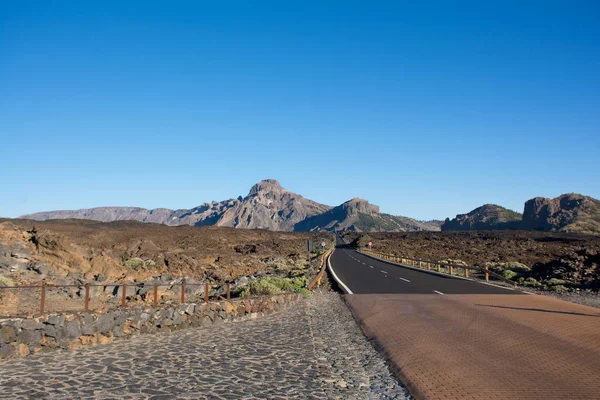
442,193 -> 600,236
18,181 -> 600,236
20,179 -> 441,232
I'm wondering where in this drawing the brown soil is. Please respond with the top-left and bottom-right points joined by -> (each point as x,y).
2,218 -> 334,284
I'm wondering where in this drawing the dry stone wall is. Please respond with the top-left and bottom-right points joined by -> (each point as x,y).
0,293 -> 302,360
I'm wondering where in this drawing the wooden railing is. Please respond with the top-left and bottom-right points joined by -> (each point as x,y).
359,249 -> 518,287
307,249 -> 334,290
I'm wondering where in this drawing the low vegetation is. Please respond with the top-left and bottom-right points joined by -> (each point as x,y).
239,277 -> 311,298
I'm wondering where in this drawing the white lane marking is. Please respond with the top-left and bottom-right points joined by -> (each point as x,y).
433,290 -> 444,295
369,265 -> 374,269
380,270 -> 387,274
328,250 -> 353,294
362,262 -> 366,265
399,277 -> 411,283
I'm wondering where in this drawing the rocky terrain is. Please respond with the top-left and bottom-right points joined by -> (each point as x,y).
443,193 -> 600,235
19,179 -> 441,233
0,218 -> 333,315
441,204 -> 521,231
521,193 -> 600,235
343,230 -> 600,293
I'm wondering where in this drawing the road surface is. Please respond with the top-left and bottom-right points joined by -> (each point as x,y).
330,236 -> 600,400
330,236 -> 517,295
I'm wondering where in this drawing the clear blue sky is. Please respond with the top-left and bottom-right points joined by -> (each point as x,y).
2,1 -> 599,220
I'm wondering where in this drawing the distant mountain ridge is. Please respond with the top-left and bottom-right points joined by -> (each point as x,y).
19,180 -> 440,233
442,194 -> 600,235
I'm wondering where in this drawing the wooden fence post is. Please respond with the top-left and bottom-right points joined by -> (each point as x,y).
40,282 -> 46,314
84,283 -> 90,311
121,284 -> 127,307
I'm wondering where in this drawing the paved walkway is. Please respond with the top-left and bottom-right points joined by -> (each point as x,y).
345,293 -> 600,400
0,292 -> 409,400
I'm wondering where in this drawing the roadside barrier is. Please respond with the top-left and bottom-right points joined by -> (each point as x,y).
0,280 -> 232,318
307,249 -> 334,290
359,249 -> 518,287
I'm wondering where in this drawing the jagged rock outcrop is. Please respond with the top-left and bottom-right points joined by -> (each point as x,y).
441,204 -> 522,231
19,180 -> 441,233
442,194 -> 600,236
294,198 -> 441,232
521,194 -> 600,235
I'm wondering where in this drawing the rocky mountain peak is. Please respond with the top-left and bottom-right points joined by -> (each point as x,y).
342,198 -> 380,215
441,204 -> 522,231
521,193 -> 600,234
247,179 -> 285,196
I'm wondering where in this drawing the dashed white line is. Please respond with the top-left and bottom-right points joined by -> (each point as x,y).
399,277 -> 411,283
369,266 -> 374,269
433,290 -> 444,295
380,270 -> 387,274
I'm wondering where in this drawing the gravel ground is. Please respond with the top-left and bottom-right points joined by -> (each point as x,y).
523,289 -> 600,308
306,291 -> 410,399
0,291 -> 410,400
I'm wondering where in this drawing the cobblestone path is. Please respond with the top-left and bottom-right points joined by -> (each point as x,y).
0,292 -> 409,400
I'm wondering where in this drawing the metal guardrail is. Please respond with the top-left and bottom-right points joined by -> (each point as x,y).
307,249 -> 334,290
0,281 -> 232,317
360,249 -> 518,287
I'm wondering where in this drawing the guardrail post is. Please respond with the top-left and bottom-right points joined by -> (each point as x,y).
427,262 -> 431,270
204,283 -> 209,302
465,268 -> 469,278
40,282 -> 46,314
226,283 -> 231,300
485,267 -> 489,282
153,284 -> 158,306
181,281 -> 185,304
449,266 -> 453,275
121,284 -> 127,307
84,283 -> 90,311
437,264 -> 441,272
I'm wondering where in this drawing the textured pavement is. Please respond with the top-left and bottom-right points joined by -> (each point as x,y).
0,292 -> 409,400
345,293 -> 600,400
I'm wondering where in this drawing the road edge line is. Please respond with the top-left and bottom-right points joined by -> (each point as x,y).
327,248 -> 354,294
358,250 -> 521,293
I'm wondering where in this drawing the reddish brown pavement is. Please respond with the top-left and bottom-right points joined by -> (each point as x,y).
345,293 -> 600,400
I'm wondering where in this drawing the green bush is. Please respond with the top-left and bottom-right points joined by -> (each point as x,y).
0,275 -> 14,287
524,277 -> 542,288
240,277 -> 310,297
288,269 -> 306,278
546,278 -> 566,286
124,258 -> 156,270
551,285 -> 568,292
124,257 -> 145,270
485,261 -> 530,274
503,270 -> 519,281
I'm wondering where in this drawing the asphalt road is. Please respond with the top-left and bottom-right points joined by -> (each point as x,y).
330,236 -> 518,295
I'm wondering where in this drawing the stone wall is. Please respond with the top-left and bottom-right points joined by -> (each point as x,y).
0,293 -> 303,360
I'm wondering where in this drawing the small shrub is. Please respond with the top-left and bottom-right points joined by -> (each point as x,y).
546,278 -> 566,286
240,276 -> 309,297
485,261 -> 530,274
503,270 -> 519,281
0,275 -> 14,287
551,285 -> 568,293
124,258 -> 145,270
524,277 -> 542,288
288,269 -> 306,278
